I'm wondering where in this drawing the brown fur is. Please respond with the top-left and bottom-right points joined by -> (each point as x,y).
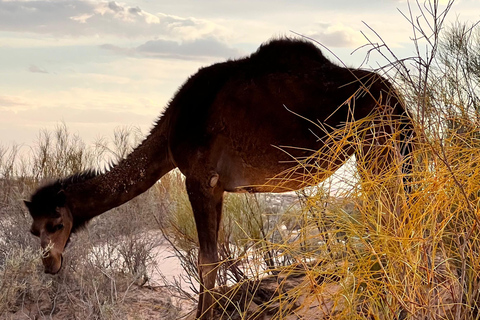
25,38 -> 414,319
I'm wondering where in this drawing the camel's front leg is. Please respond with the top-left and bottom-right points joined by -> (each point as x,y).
186,176 -> 224,320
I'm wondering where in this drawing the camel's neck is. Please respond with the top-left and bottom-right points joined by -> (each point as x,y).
66,124 -> 175,223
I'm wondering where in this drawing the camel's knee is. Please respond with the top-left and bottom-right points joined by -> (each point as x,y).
185,170 -> 220,191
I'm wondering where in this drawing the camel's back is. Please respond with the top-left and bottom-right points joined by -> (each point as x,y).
165,39 -> 340,148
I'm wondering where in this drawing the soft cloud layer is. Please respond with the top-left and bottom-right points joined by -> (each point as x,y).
0,0 -> 226,40
0,95 -> 28,108
101,37 -> 243,60
0,90 -> 161,144
2,106 -> 153,124
28,65 -> 49,74
309,23 -> 364,48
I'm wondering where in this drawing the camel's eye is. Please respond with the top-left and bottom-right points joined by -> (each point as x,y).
47,224 -> 64,233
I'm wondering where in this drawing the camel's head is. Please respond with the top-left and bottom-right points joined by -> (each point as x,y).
24,189 -> 73,274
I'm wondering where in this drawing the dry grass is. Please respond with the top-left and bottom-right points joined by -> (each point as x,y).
162,2 -> 480,319
0,126 -> 192,320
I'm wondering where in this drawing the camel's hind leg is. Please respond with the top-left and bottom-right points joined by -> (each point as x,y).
185,176 -> 224,320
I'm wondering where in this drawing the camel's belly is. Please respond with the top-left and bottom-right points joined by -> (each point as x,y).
219,149 -> 349,193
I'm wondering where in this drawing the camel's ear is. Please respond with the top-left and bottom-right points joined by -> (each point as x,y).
23,200 -> 32,209
56,190 -> 66,207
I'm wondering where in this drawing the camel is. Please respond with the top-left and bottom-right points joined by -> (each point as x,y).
24,38 -> 414,319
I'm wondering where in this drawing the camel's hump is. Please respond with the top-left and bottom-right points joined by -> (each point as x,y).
251,38 -> 331,66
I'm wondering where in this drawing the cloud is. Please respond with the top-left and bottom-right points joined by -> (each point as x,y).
101,37 -> 243,60
15,106 -> 153,124
0,106 -> 154,146
99,43 -> 135,56
0,0 -> 227,40
309,23 -> 363,48
0,95 -> 30,108
28,65 -> 49,74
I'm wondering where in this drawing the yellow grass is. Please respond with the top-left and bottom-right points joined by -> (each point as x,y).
161,3 -> 480,317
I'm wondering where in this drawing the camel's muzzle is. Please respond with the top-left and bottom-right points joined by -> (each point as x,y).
43,254 -> 63,274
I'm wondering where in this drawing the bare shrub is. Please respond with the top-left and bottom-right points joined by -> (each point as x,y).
29,123 -> 95,181
0,125 -> 183,319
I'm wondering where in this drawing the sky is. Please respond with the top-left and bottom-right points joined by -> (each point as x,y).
0,0 -> 479,149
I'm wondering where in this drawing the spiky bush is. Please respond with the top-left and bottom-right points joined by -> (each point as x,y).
158,2 -> 480,319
